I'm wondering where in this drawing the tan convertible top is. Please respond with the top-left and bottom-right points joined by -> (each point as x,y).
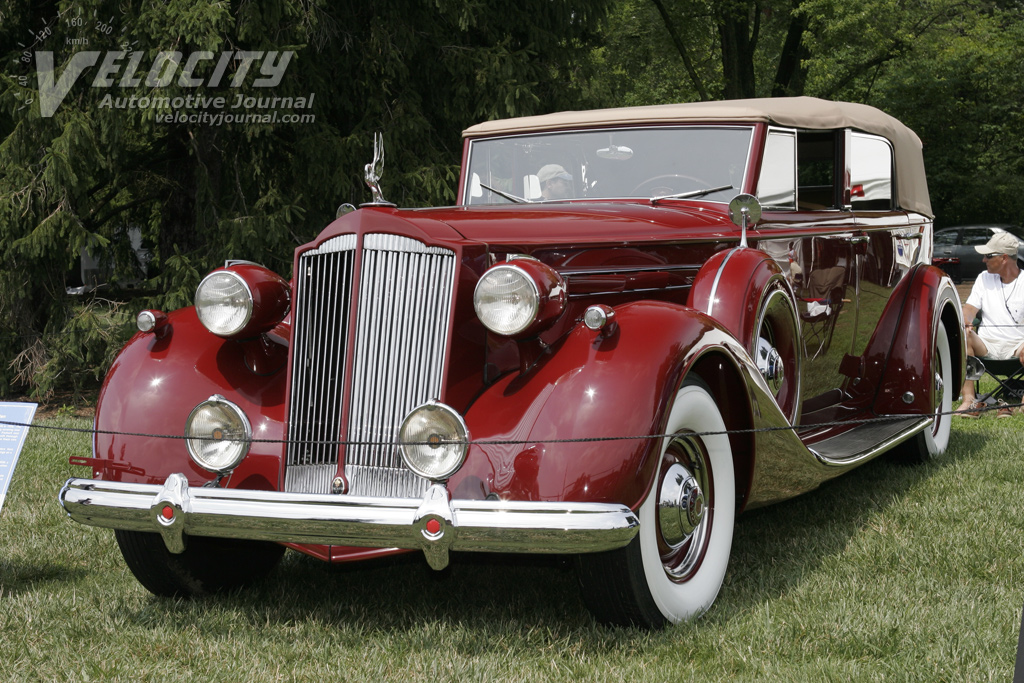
463,97 -> 931,217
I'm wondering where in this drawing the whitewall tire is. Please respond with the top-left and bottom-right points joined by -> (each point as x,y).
576,378 -> 735,627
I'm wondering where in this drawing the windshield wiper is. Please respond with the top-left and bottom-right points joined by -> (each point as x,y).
650,184 -> 734,205
480,183 -> 532,204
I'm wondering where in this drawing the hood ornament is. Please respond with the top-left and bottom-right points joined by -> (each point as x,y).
363,132 -> 395,207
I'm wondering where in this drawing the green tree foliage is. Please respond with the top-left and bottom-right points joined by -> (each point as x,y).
596,0 -> 815,103
0,0 -> 612,397
599,0 -> 1024,227
816,5 -> 1024,227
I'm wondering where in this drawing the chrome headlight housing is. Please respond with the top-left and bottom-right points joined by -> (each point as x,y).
195,271 -> 252,336
195,263 -> 290,338
185,395 -> 252,474
398,402 -> 470,481
473,259 -> 566,337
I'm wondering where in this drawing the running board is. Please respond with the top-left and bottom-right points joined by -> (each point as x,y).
807,416 -> 931,467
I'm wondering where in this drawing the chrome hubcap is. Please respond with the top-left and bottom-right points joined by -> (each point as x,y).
756,336 -> 785,393
658,463 -> 705,547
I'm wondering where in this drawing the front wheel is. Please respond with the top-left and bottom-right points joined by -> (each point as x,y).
115,530 -> 285,598
576,379 -> 735,628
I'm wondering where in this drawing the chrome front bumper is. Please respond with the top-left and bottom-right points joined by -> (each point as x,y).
59,474 -> 640,570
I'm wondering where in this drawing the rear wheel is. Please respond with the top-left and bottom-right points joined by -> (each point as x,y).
115,530 -> 285,597
894,323 -> 953,464
576,379 -> 735,628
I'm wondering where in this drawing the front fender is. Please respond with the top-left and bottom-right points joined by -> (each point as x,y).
454,301 -> 778,511
687,247 -> 801,423
90,308 -> 287,489
687,247 -> 786,345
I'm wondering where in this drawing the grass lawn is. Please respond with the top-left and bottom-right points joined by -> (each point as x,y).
1,409 -> 1022,682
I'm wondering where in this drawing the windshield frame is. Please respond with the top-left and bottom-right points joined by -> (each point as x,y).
460,124 -> 756,207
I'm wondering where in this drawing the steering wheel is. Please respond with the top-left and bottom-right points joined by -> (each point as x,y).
631,174 -> 711,197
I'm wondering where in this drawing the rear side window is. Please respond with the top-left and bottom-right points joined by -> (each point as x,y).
850,133 -> 893,210
797,131 -> 838,210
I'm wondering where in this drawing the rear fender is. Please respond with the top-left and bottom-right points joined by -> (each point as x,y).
454,301 -> 787,512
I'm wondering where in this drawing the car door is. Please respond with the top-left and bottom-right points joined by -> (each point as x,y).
848,132 -> 915,407
756,127 -> 860,423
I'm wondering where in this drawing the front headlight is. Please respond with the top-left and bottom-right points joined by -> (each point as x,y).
196,271 -> 252,336
185,396 -> 252,474
398,402 -> 470,481
195,263 -> 290,338
473,259 -> 566,337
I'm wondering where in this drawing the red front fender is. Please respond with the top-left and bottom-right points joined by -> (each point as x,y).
452,301 -> 756,511
90,308 -> 287,489
687,247 -> 787,345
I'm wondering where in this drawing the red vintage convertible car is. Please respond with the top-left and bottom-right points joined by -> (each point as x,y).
61,97 -> 963,628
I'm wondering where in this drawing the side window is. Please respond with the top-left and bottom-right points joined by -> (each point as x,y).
757,130 -> 796,209
850,133 -> 893,210
796,131 -> 837,210
963,228 -> 991,246
933,230 -> 959,247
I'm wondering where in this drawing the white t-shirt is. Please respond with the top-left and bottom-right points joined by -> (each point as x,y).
966,271 -> 1024,343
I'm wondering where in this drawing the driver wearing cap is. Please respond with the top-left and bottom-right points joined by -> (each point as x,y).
537,164 -> 573,200
956,231 -> 1024,417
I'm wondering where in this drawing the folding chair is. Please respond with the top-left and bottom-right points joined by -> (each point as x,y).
965,308 -> 1024,412
965,356 -> 1024,410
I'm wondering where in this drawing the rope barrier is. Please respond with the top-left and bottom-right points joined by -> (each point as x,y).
4,400 -> 1023,447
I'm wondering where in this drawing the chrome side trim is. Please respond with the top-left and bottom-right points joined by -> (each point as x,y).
568,285 -> 693,300
705,248 -> 740,317
559,264 -> 699,277
60,475 -> 640,570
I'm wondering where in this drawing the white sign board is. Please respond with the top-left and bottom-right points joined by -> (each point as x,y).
0,403 -> 37,513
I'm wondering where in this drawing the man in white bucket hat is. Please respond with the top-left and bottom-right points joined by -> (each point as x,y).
956,231 -> 1024,417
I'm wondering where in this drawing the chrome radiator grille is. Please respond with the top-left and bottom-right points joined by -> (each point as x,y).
285,233 -> 456,497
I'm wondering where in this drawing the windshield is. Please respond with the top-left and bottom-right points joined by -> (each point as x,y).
463,126 -> 753,205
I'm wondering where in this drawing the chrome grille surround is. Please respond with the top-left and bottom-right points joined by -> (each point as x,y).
285,233 -> 457,498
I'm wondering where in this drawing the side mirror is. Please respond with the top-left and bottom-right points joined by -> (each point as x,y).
728,194 -> 762,249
